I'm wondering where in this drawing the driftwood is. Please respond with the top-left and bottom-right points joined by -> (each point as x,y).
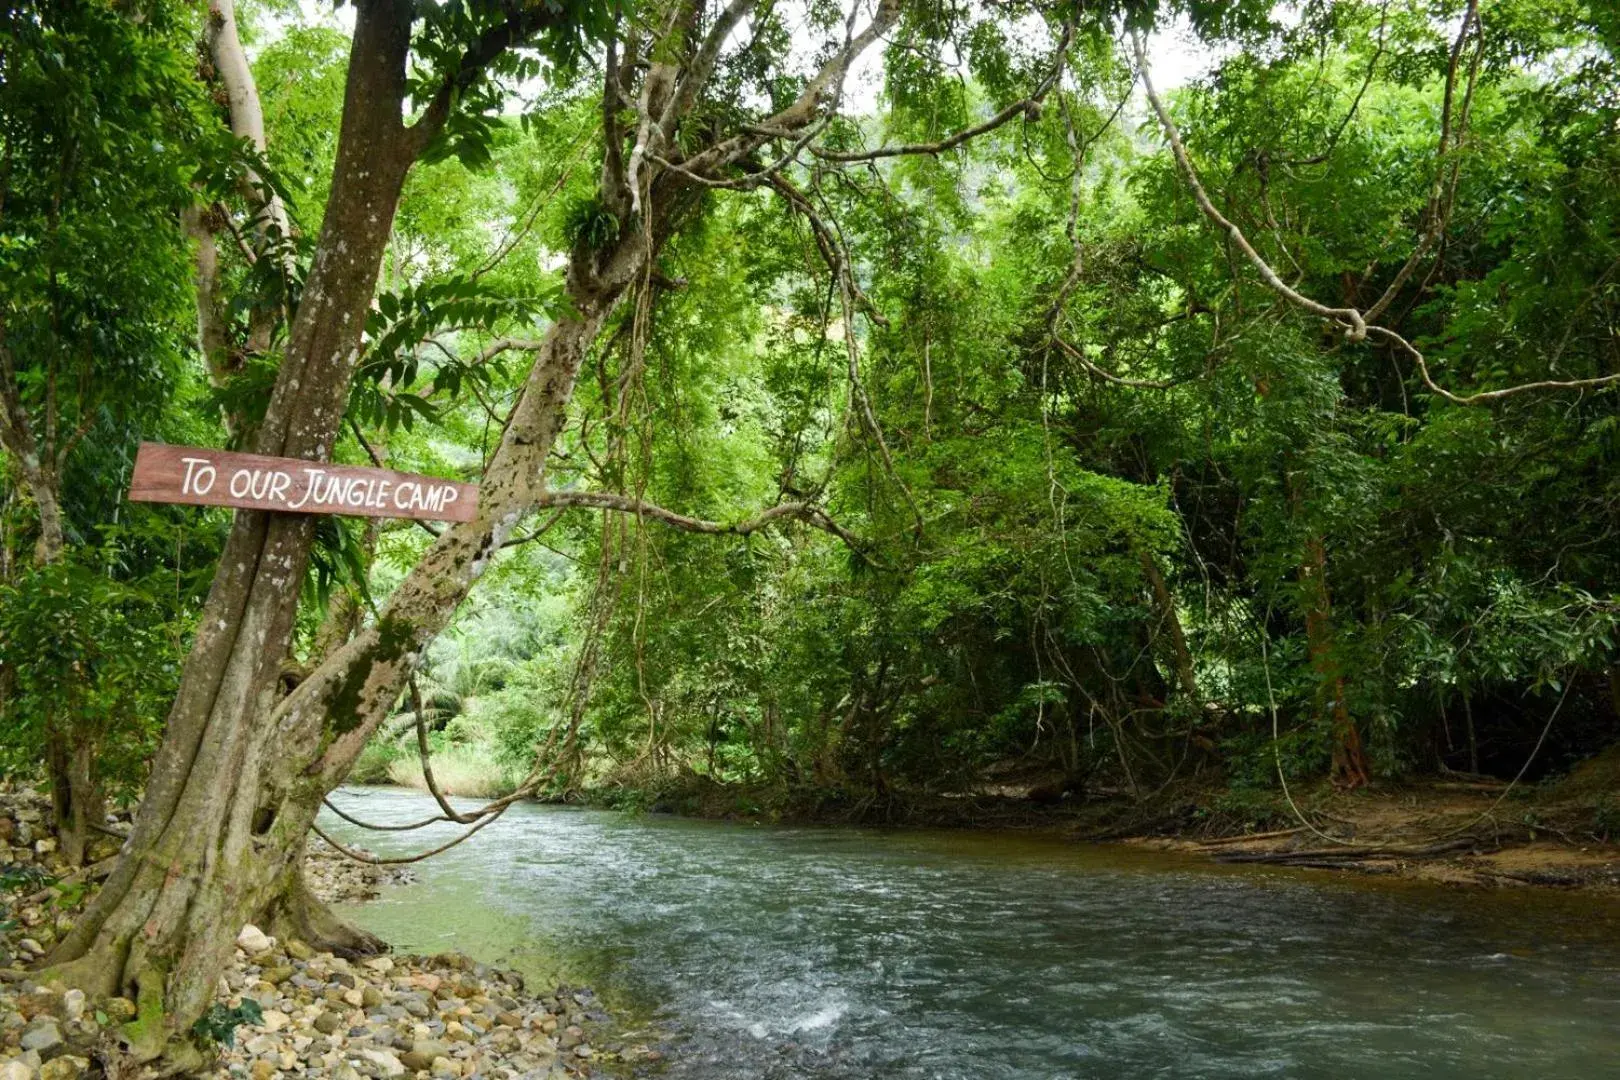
1213,836 -> 1485,866
1195,827 -> 1307,847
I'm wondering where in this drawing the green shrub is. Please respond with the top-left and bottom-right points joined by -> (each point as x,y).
0,555 -> 180,800
349,738 -> 411,785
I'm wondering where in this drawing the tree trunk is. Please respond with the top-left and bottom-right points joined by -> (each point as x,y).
1140,550 -> 1198,704
46,733 -> 103,866
1300,534 -> 1370,788
30,480 -> 65,566
38,0 -> 880,1062
46,47 -> 671,1076
43,4 -> 424,1066
263,835 -> 387,959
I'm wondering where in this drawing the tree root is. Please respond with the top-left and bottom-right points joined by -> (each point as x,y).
264,857 -> 386,960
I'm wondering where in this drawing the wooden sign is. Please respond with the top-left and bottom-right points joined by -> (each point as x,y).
127,442 -> 478,522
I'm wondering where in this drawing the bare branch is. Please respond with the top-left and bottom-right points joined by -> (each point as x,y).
813,20 -> 1076,163
1276,0 -> 1389,169
1052,334 -> 1184,390
1133,32 -> 1367,342
410,676 -> 480,823
664,0 -> 759,134
1363,0 -> 1480,321
676,0 -> 904,179
1131,29 -> 1620,406
531,488 -> 869,553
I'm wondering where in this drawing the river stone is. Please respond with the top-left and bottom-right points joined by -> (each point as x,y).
262,965 -> 295,986
361,985 -> 384,1009
356,1047 -> 405,1077
19,1020 -> 62,1055
101,998 -> 136,1023
16,992 -> 59,1022
285,939 -> 314,961
37,1056 -> 85,1080
242,1035 -> 278,1057
0,1062 -> 29,1080
260,1009 -> 290,1033
57,993 -> 83,1025
236,925 -> 273,954
404,1039 -> 449,1066
429,1056 -> 460,1079
250,1061 -> 275,1080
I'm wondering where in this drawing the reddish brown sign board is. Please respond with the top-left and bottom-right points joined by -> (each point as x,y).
127,443 -> 478,522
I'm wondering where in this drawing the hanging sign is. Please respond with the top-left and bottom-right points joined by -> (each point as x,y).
127,442 -> 478,522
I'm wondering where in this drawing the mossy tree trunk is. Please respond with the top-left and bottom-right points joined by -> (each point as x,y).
41,0 -> 903,1067
43,3 -> 426,1066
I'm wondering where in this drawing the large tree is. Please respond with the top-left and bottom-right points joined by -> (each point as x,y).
42,0 -> 1086,1067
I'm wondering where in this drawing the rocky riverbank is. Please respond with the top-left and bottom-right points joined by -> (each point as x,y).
0,791 -> 658,1078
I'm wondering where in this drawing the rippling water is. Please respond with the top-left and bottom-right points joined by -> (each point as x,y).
321,787 -> 1620,1079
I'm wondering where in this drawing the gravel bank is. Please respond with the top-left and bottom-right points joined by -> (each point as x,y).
0,791 -> 658,1078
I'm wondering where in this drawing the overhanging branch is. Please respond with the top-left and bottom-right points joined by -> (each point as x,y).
1131,30 -> 1620,406
531,489 -> 871,556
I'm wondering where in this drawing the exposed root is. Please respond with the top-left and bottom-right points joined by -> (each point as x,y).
265,849 -> 387,960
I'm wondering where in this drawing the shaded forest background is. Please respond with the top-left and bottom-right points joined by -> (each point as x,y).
3,0 -> 1618,846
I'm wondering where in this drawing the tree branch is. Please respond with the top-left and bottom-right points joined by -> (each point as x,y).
531,488 -> 869,553
1131,29 -> 1620,406
407,4 -> 571,159
813,19 -> 1075,163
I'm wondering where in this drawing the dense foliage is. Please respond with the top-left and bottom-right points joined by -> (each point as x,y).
3,0 -> 1618,830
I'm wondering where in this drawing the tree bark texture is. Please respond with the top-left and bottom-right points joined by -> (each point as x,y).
1301,534 -> 1371,789
42,0 -> 900,1065
45,3 -> 424,1065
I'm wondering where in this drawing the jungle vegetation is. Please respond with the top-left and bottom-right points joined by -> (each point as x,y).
0,0 -> 1617,1066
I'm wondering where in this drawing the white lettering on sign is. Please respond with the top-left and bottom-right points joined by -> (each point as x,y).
127,443 -> 479,522
180,457 -> 217,495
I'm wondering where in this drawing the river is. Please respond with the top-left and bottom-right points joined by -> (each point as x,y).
320,787 -> 1620,1079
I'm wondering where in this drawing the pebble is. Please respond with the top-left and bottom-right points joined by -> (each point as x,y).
236,924 -> 273,954
0,792 -> 648,1078
18,1020 -> 61,1054
57,993 -> 82,1025
37,1057 -> 84,1080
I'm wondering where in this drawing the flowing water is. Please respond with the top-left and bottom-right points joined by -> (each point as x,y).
321,787 -> 1620,1079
